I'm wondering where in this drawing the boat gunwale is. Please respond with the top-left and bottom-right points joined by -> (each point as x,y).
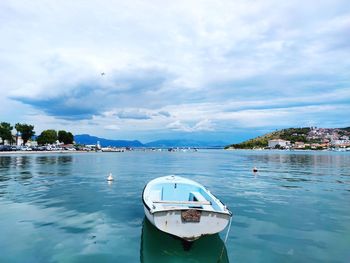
142,175 -> 232,216
149,206 -> 232,215
142,184 -> 151,212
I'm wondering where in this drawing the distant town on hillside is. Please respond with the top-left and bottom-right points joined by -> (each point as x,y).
225,127 -> 350,151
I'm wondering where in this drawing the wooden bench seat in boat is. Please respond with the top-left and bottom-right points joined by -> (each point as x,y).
152,191 -> 213,209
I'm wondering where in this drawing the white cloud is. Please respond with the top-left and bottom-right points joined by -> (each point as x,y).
104,124 -> 120,130
167,120 -> 192,132
193,119 -> 215,131
167,119 -> 214,132
116,109 -> 152,120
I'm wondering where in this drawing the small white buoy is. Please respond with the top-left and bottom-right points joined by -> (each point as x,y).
107,172 -> 114,181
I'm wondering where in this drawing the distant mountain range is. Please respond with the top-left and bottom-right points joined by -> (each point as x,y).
74,134 -> 227,148
74,134 -> 143,147
144,139 -> 228,148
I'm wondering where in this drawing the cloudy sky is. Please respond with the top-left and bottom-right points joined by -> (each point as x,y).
1,0 -> 349,143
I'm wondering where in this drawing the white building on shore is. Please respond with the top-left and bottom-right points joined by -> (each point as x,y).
16,132 -> 23,146
268,139 -> 291,148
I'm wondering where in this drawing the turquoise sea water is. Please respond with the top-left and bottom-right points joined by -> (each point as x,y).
0,150 -> 349,263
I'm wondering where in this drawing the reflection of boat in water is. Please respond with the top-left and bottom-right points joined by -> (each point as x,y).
142,175 -> 232,241
140,218 -> 229,263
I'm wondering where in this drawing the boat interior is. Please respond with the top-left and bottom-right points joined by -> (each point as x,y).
149,183 -> 222,212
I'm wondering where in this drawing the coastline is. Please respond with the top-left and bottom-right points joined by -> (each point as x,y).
225,148 -> 349,152
0,150 -> 91,155
1,148 -> 348,155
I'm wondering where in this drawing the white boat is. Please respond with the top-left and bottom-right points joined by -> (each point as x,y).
142,175 -> 232,241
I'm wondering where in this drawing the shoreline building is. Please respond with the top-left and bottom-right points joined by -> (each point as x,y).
268,139 -> 291,149
16,132 -> 23,146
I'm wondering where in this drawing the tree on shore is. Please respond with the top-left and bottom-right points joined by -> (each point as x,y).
58,130 -> 74,144
37,130 -> 57,145
15,123 -> 35,144
0,122 -> 14,144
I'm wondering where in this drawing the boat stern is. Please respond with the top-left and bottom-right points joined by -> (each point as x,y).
151,209 -> 231,241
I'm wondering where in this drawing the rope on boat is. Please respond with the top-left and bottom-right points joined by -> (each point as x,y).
224,216 -> 232,244
217,215 -> 233,263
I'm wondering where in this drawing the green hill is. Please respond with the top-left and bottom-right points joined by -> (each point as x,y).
225,127 -> 311,149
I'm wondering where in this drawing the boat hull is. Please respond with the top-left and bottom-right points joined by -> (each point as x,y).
144,206 -> 231,241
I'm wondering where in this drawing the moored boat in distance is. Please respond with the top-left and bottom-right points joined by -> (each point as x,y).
142,175 -> 232,241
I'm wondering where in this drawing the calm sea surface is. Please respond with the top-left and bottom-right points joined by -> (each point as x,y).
0,150 -> 349,263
